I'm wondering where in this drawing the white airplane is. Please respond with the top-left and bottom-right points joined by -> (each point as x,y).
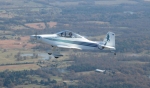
30,30 -> 116,58
95,69 -> 105,73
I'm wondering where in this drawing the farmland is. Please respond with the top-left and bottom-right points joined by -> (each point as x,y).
0,0 -> 150,88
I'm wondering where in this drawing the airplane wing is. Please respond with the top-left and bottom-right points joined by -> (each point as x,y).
56,45 -> 82,50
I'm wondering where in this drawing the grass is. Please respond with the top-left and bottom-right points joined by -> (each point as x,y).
0,30 -> 13,35
25,22 -> 57,30
15,84 -> 47,88
95,0 -> 138,5
123,61 -> 149,65
0,49 -> 44,71
50,1 -> 78,6
51,76 -> 62,81
0,35 -> 35,49
25,22 -> 46,30
29,75 -> 62,82
0,49 -> 20,64
28,75 -> 46,82
0,12 -> 14,18
10,25 -> 28,30
0,64 -> 40,72
76,71 -> 95,75
2,0 -> 42,7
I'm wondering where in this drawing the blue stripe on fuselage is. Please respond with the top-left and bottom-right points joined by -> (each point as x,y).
45,38 -> 98,47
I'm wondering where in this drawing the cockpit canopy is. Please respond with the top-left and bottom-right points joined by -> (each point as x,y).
56,30 -> 83,38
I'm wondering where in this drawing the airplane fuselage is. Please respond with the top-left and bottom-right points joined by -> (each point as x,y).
35,34 -> 101,51
30,30 -> 116,56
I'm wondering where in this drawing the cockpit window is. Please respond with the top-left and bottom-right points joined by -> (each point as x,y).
57,30 -> 82,38
60,32 -> 72,38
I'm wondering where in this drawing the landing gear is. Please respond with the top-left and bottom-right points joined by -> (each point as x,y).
47,46 -> 63,58
111,50 -> 116,55
54,54 -> 63,58
55,57 -> 59,58
48,53 -> 52,55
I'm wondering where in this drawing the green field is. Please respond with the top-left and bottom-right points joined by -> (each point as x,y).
15,84 -> 47,88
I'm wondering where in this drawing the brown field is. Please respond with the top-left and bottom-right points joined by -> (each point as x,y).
76,71 -> 95,76
10,25 -> 28,30
124,61 -> 149,65
95,0 -> 138,5
0,13 -> 14,18
0,36 -> 35,49
47,22 -> 57,28
85,21 -> 109,25
25,22 -> 57,30
0,64 -> 40,71
25,22 -> 45,30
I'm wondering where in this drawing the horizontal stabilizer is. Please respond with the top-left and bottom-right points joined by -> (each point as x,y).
101,45 -> 116,50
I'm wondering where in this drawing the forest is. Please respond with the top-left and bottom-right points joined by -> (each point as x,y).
0,0 -> 150,88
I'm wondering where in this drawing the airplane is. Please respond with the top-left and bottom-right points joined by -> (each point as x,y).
95,69 -> 105,73
30,30 -> 116,58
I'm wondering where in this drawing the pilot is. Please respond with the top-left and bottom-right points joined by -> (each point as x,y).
69,32 -> 72,38
61,32 -> 63,37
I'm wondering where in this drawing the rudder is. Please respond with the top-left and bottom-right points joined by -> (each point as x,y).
103,32 -> 115,50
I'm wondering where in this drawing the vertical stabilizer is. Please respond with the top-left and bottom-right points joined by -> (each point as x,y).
103,32 -> 115,50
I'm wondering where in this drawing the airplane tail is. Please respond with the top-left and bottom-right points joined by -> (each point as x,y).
101,32 -> 115,50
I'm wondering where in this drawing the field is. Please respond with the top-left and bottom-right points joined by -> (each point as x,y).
0,48 -> 44,72
95,0 -> 138,5
0,64 -> 40,71
15,84 -> 47,88
0,36 -> 35,49
10,25 -> 28,30
25,22 -> 57,30
0,13 -> 14,18
0,0 -> 149,88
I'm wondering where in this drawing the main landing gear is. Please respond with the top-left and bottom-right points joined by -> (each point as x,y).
47,46 -> 63,58
111,50 -> 116,55
48,53 -> 52,55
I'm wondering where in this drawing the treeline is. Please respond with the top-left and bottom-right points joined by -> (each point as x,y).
67,63 -> 96,72
64,53 -> 150,88
0,69 -> 59,88
14,52 -> 38,61
116,31 -> 150,53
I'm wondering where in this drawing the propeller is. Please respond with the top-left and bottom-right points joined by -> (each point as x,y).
31,31 -> 38,50
35,32 -> 38,40
34,32 -> 38,49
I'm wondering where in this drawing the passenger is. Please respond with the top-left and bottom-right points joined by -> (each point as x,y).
64,32 -> 66,37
